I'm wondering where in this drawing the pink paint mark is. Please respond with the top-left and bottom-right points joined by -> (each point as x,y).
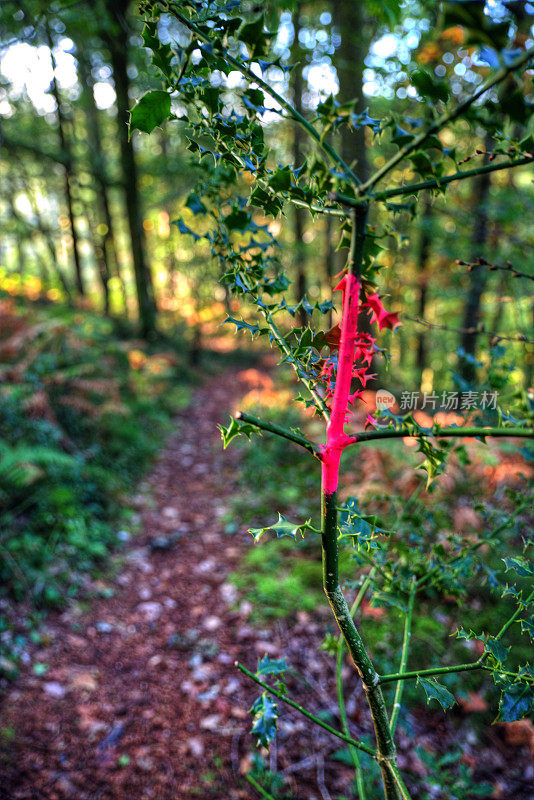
321,274 -> 361,494
317,277 -> 400,494
365,293 -> 401,331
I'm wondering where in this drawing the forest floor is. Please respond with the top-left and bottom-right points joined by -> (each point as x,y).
1,363 -> 533,800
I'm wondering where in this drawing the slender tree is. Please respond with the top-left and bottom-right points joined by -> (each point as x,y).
291,4 -> 308,328
416,194 -> 433,377
459,147 -> 492,383
76,42 -> 128,314
45,21 -> 86,296
104,0 -> 157,337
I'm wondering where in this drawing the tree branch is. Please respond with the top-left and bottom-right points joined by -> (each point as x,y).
333,155 -> 534,206
235,410 -> 320,456
236,662 -> 377,757
164,2 -> 361,187
379,662 -> 484,684
351,426 -> 533,445
355,45 -> 534,195
456,256 -> 534,283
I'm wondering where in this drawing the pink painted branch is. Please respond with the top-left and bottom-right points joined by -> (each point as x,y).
320,273 -> 360,493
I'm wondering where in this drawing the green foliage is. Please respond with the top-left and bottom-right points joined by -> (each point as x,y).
219,416 -> 259,448
0,304 -> 191,611
138,1 -> 534,796
129,90 -> 171,137
249,513 -> 315,543
414,749 -> 493,800
417,677 -> 456,711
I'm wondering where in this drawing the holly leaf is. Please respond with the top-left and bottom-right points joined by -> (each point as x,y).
417,438 -> 449,487
268,165 -> 292,192
224,208 -> 251,231
250,693 -> 278,747
495,679 -> 534,723
142,19 -> 173,81
249,513 -> 313,543
222,316 -> 260,335
256,655 -> 287,677
129,91 -> 171,137
484,637 -> 510,666
503,556 -> 534,578
417,677 -> 456,710
219,417 -> 258,448
411,68 -> 450,104
409,150 -> 436,179
239,15 -> 271,58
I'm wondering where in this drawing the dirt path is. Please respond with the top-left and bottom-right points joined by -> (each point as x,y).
0,368 -> 272,800
2,368 -> 533,800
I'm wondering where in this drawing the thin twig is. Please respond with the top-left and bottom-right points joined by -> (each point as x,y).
402,313 -> 533,345
235,410 -> 320,456
235,662 -> 377,758
456,257 -> 534,282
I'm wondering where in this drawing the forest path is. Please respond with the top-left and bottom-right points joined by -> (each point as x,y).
3,365 -> 532,800
1,366 -> 274,800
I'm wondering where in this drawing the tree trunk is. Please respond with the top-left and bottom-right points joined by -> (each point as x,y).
332,0 -> 376,383
107,1 -> 157,338
332,0 -> 369,182
46,23 -> 85,297
291,6 -> 307,328
416,194 -> 432,376
459,147 -> 492,383
76,44 -> 128,315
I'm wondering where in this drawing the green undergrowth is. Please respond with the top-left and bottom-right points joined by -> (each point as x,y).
0,300 -> 195,678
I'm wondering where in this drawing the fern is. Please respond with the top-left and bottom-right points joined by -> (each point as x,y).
0,442 -> 78,490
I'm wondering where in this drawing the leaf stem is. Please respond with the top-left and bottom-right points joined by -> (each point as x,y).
246,774 -> 277,800
389,578 -> 416,735
236,662 -> 377,757
235,410 -> 320,456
